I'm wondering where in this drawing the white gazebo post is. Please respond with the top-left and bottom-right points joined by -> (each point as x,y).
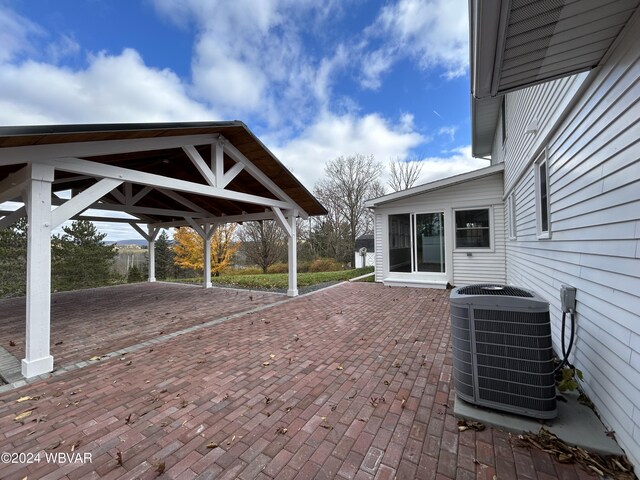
129,223 -> 160,282
184,218 -> 215,288
272,208 -> 298,297
147,226 -> 159,282
287,214 -> 298,297
203,223 -> 212,288
23,163 -> 55,378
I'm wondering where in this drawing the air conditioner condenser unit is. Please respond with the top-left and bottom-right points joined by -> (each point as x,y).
450,284 -> 557,419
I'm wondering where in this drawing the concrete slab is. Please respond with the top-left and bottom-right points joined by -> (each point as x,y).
454,390 -> 623,456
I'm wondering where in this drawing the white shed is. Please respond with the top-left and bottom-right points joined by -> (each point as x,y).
366,164 -> 505,289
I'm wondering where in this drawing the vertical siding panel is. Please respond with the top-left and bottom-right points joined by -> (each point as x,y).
504,21 -> 640,468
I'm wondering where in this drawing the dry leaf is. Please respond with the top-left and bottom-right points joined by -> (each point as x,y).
116,450 -> 123,466
9,340 -> 16,346
155,461 -> 165,474
16,396 -> 32,403
269,354 -> 276,359
262,362 -> 270,367
89,356 -> 102,361
336,365 -> 344,370
275,426 -> 288,435
14,409 -> 36,421
206,443 -> 218,449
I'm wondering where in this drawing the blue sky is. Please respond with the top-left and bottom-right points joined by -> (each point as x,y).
0,0 -> 488,240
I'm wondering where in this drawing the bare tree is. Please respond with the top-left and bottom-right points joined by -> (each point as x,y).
238,220 -> 287,273
388,157 -> 423,191
315,154 -> 384,265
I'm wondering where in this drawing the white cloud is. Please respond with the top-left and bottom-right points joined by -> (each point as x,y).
438,125 -> 458,142
152,0 -> 353,128
266,112 -> 426,191
0,7 -> 43,63
361,0 -> 469,88
0,48 -> 216,125
412,146 -> 489,186
360,48 -> 395,90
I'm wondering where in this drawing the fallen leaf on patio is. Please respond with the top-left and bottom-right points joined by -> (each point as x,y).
70,389 -> 81,395
116,450 -> 123,466
9,340 -> 16,346
14,410 -> 33,422
517,427 -> 634,479
222,393 -> 229,400
154,461 -> 165,475
70,440 -> 80,452
265,397 -> 272,405
320,424 -> 333,430
401,398 -> 406,409
16,396 -> 33,403
358,418 -> 367,422
285,407 -> 292,412
275,426 -> 288,435
262,362 -> 270,367
55,341 -> 64,345
336,365 -> 344,370
457,420 -> 485,432
125,361 -> 132,366
269,354 -> 276,359
47,440 -> 62,450
14,408 -> 36,421
384,380 -> 390,385
125,413 -> 133,424
89,356 -> 102,361
206,443 -> 218,449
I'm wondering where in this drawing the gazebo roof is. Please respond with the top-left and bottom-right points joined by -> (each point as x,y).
0,121 -> 326,226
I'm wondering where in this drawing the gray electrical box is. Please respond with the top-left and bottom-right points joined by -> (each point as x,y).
560,285 -> 576,313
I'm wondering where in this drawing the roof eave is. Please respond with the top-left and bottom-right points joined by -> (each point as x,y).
366,163 -> 503,208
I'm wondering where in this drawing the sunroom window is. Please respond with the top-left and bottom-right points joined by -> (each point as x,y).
455,209 -> 490,248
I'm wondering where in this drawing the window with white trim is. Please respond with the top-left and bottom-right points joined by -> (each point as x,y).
455,208 -> 491,249
508,193 -> 517,240
535,151 -> 551,238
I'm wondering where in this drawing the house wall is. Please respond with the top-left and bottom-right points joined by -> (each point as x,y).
500,17 -> 640,467
372,172 -> 506,287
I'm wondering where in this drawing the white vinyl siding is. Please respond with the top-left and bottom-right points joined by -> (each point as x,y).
453,205 -> 506,286
502,19 -> 640,468
371,171 -> 505,287
492,72 -> 589,188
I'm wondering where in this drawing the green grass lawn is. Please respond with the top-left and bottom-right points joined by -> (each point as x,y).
168,267 -> 374,290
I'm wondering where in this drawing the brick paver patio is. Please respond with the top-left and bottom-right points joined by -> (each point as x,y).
0,282 -> 599,479
0,282 -> 283,369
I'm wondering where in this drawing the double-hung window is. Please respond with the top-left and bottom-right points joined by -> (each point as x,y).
454,208 -> 491,249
